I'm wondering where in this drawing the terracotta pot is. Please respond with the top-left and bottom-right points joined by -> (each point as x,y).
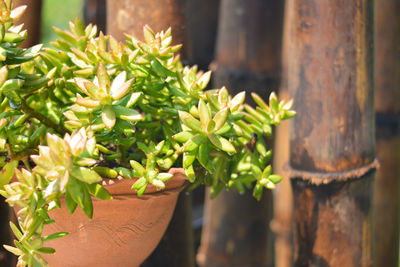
18,168 -> 187,267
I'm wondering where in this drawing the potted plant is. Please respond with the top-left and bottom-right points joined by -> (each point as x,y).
0,1 -> 295,266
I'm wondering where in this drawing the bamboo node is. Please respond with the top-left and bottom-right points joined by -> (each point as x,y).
284,158 -> 380,185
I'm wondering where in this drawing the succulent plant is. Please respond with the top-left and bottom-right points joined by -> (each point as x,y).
0,1 -> 295,266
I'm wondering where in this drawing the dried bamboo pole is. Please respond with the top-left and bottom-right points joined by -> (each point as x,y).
13,0 -> 42,47
106,0 -> 189,59
374,0 -> 400,265
272,0 -> 295,266
84,0 -> 106,33
106,1 -> 195,266
0,198 -> 12,267
185,0 -> 220,70
141,192 -> 195,267
197,0 -> 285,266
287,1 -> 376,266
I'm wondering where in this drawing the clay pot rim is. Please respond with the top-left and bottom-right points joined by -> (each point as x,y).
11,167 -> 189,197
102,167 -> 189,196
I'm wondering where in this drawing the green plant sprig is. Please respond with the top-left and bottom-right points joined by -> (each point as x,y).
0,1 -> 295,266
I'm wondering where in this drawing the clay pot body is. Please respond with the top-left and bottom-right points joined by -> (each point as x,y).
35,168 -> 187,267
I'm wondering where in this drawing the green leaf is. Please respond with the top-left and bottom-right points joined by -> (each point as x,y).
137,183 -> 147,196
9,221 -> 23,240
92,166 -> 118,179
197,71 -> 211,89
143,25 -> 155,43
87,183 -> 113,200
71,167 -> 102,184
69,52 -> 92,68
132,177 -> 147,191
198,99 -> 211,127
183,134 -> 206,152
261,165 -> 272,179
43,179 -> 60,200
97,63 -> 110,94
53,26 -> 77,45
184,165 -> 195,183
208,134 -> 236,153
229,91 -> 246,111
3,245 -> 23,256
110,71 -> 128,99
282,110 -> 296,120
269,92 -> 279,113
256,139 -> 268,158
245,104 -> 266,123
137,142 -> 150,154
179,111 -> 202,132
183,150 -> 197,168
1,79 -> 24,107
72,18 -> 86,36
206,120 -> 216,133
152,179 -> 165,189
42,232 -> 68,242
250,164 -> 263,178
22,43 -> 43,58
0,46 -> 6,61
102,105 -> 116,129
268,174 -> 283,184
252,183 -> 263,201
67,176 -> 85,208
155,140 -> 165,154
75,94 -> 101,108
0,65 -> 8,88
157,173 -> 173,182
96,144 -> 115,154
130,160 -> 145,177
3,32 -> 24,43
126,92 -> 142,108
0,161 -> 18,189
10,5 -> 26,19
172,131 -> 193,143
65,190 -> 77,214
115,167 -> 133,179
251,92 -> 269,111
151,59 -> 175,78
266,180 -> 276,189
82,185 -> 94,218
215,123 -> 231,135
0,23 -> 4,43
37,247 -> 56,254
218,87 -> 229,105
213,107 -> 229,131
198,143 -> 214,172
113,105 -> 143,121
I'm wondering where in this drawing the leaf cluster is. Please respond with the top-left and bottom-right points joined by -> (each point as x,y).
0,1 -> 295,266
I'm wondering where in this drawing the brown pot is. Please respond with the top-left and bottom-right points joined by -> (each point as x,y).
18,168 -> 187,267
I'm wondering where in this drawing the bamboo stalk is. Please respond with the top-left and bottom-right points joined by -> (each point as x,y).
0,198 -> 12,267
374,0 -> 400,265
141,192 -> 195,267
287,1 -> 375,266
13,0 -> 42,47
106,0 -> 189,59
84,0 -> 106,33
272,0 -> 295,266
106,1 -> 195,265
185,0 -> 220,70
197,0 -> 285,266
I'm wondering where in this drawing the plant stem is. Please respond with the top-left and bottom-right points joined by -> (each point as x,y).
21,98 -> 68,136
